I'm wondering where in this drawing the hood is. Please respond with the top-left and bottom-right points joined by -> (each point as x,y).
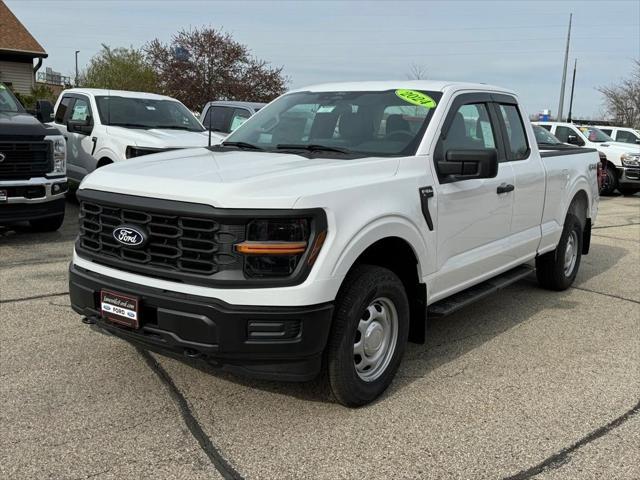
0,111 -> 60,137
80,148 -> 400,209
596,141 -> 640,154
105,125 -> 211,148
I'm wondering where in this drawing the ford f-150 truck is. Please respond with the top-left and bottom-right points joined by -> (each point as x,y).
69,81 -> 600,406
0,83 -> 67,231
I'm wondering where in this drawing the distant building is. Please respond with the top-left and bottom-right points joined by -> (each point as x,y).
0,0 -> 47,94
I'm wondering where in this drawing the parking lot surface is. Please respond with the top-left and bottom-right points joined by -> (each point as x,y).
1,195 -> 638,480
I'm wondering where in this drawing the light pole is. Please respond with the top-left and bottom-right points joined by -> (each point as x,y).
75,50 -> 80,86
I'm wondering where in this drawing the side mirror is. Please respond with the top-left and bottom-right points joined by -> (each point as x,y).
67,116 -> 93,135
438,149 -> 498,179
635,138 -> 640,144
35,100 -> 54,123
567,134 -> 583,146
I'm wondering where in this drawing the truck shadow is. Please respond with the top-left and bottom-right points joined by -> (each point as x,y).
171,241 -> 629,406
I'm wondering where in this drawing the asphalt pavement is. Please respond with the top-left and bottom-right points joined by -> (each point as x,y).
1,194 -> 638,480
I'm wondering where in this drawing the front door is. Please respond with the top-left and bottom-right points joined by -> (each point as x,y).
430,95 -> 515,301
65,96 -> 96,179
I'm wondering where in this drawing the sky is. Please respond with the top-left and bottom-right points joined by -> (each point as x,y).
7,0 -> 640,119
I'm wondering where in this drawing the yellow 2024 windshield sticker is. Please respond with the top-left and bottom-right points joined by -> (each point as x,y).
395,89 -> 437,108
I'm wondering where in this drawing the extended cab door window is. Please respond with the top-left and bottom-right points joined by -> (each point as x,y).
616,130 -> 640,144
496,104 -> 530,160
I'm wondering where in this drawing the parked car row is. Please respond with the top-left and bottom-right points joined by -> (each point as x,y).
534,121 -> 640,196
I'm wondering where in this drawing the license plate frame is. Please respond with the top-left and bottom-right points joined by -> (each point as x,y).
100,289 -> 140,329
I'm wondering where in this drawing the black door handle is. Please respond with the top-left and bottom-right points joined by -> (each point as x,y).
497,183 -> 514,194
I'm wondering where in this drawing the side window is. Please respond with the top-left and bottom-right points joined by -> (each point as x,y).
229,108 -> 251,132
441,103 -> 497,153
69,98 -> 92,123
54,96 -> 72,124
540,124 -> 552,131
616,130 -> 637,144
498,104 -> 529,160
599,128 -> 612,136
203,106 -> 232,133
554,126 -> 570,143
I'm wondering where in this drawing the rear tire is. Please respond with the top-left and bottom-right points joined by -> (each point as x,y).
29,213 -> 64,232
536,213 -> 583,291
326,264 -> 409,407
600,163 -> 618,196
618,187 -> 639,196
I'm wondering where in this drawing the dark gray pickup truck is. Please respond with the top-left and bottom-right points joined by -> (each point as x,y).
0,83 -> 67,231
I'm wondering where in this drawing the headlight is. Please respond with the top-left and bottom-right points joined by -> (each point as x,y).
621,153 -> 640,167
45,135 -> 66,176
125,146 -> 170,159
235,218 -> 326,277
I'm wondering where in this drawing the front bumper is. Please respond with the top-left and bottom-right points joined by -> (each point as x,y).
0,177 -> 68,223
69,263 -> 334,381
617,166 -> 640,186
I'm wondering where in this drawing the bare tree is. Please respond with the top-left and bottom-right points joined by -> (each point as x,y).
598,59 -> 640,128
406,63 -> 428,80
145,27 -> 287,111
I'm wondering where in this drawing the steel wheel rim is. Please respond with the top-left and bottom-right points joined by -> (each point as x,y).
353,297 -> 398,382
564,230 -> 578,276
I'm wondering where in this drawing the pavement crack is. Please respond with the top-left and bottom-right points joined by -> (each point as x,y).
137,348 -> 244,480
592,222 -> 640,230
0,291 -> 69,304
571,286 -> 640,305
502,399 -> 640,480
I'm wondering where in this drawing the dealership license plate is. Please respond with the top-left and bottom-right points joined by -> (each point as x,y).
0,190 -> 7,202
100,289 -> 140,329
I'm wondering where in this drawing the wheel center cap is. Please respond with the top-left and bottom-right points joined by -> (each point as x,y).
364,322 -> 384,355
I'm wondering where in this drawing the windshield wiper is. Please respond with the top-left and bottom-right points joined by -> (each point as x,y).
108,122 -> 150,129
221,141 -> 264,151
276,144 -> 353,154
153,125 -> 201,131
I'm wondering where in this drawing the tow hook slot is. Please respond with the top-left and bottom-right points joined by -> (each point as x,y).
419,186 -> 434,231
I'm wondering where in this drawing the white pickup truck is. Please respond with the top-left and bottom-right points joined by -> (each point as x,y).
50,89 -> 210,184
535,121 -> 640,195
70,81 -> 600,407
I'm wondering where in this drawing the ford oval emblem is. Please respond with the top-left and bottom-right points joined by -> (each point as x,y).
113,225 -> 148,248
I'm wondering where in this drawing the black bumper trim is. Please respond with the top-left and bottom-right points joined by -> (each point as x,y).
0,197 -> 65,223
69,264 -> 334,381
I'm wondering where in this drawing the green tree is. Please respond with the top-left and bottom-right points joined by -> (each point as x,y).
145,27 -> 287,111
80,44 -> 158,92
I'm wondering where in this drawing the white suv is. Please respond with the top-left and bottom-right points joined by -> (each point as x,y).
535,121 -> 640,195
51,89 -> 211,184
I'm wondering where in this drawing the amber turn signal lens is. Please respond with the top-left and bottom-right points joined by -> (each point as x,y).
235,241 -> 308,255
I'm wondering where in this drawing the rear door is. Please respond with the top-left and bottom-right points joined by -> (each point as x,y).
494,99 -> 545,261
430,92 -> 515,300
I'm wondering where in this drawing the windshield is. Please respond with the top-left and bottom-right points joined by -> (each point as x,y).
578,126 -> 613,143
533,125 -> 562,145
223,89 -> 442,157
0,84 -> 23,113
95,96 -> 204,131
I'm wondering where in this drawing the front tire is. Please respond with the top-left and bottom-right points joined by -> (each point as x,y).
600,163 -> 618,196
29,213 -> 65,232
536,213 -> 583,291
326,265 -> 409,407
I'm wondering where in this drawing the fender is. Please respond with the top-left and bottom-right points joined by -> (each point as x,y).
330,214 -> 431,281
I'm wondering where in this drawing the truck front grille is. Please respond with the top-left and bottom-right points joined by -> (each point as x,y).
0,142 -> 52,179
78,200 -> 245,278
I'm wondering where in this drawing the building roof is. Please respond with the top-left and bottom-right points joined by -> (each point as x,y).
0,0 -> 47,57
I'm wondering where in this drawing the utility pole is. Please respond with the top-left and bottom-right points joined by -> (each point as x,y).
567,59 -> 577,123
75,50 -> 80,86
557,13 -> 572,121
